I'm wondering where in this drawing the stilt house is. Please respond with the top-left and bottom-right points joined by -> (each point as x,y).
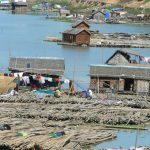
11,0 -> 27,13
89,49 -> 150,94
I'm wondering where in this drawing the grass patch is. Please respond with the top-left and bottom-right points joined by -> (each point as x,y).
49,17 -> 73,22
144,0 -> 150,3
145,8 -> 150,13
126,7 -> 143,14
126,7 -> 150,14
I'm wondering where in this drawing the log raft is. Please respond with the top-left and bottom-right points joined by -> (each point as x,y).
44,33 -> 150,48
0,92 -> 150,149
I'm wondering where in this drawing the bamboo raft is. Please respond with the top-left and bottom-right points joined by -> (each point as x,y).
0,92 -> 150,149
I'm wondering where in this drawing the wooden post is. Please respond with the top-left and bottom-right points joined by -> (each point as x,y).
97,75 -> 99,94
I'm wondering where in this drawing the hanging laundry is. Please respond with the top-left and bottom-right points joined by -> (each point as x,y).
144,57 -> 150,63
40,76 -> 45,84
9,73 -> 14,77
55,77 -> 61,82
22,76 -> 30,86
35,74 -> 41,81
140,56 -> 150,63
32,75 -> 36,79
64,79 -> 70,84
48,77 -> 52,82
14,72 -> 23,78
44,77 -> 48,80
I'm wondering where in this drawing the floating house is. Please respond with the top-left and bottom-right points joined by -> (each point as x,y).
9,57 -> 65,76
11,0 -> 27,13
61,20 -> 91,45
89,49 -> 150,94
72,20 -> 90,29
62,28 -> 91,45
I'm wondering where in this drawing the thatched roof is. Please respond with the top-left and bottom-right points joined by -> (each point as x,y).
72,20 -> 90,28
89,64 -> 150,80
62,28 -> 91,35
106,49 -> 141,65
9,57 -> 65,76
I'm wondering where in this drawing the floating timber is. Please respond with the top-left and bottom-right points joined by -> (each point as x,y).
45,32 -> 150,48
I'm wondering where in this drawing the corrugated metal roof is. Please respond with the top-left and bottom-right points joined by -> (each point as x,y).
90,64 -> 150,69
105,49 -> 140,65
89,64 -> 150,80
9,57 -> 65,76
92,10 -> 105,15
117,49 -> 140,56
11,57 -> 64,60
62,28 -> 91,35
72,20 -> 90,28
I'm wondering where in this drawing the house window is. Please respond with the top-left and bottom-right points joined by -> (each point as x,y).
103,81 -> 110,88
27,63 -> 31,68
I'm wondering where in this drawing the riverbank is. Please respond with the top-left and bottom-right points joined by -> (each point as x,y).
0,92 -> 150,149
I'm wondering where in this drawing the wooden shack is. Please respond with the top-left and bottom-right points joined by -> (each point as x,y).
9,57 -> 65,76
89,49 -> 150,94
72,20 -> 90,29
90,10 -> 105,21
89,64 -> 150,94
62,28 -> 90,45
11,0 -> 27,13
106,49 -> 141,65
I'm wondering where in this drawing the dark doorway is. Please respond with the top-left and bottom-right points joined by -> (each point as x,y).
124,79 -> 134,91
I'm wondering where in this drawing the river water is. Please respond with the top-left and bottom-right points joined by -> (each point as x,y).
92,126 -> 150,149
0,10 -> 150,148
0,11 -> 150,83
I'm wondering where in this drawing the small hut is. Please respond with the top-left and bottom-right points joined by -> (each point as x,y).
62,28 -> 90,45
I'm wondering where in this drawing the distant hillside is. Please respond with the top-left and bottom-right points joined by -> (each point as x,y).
68,0 -> 150,14
27,0 -> 150,14
68,0 -> 150,9
118,0 -> 150,9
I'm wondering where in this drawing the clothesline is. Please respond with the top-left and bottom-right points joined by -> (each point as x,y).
140,56 -> 150,63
